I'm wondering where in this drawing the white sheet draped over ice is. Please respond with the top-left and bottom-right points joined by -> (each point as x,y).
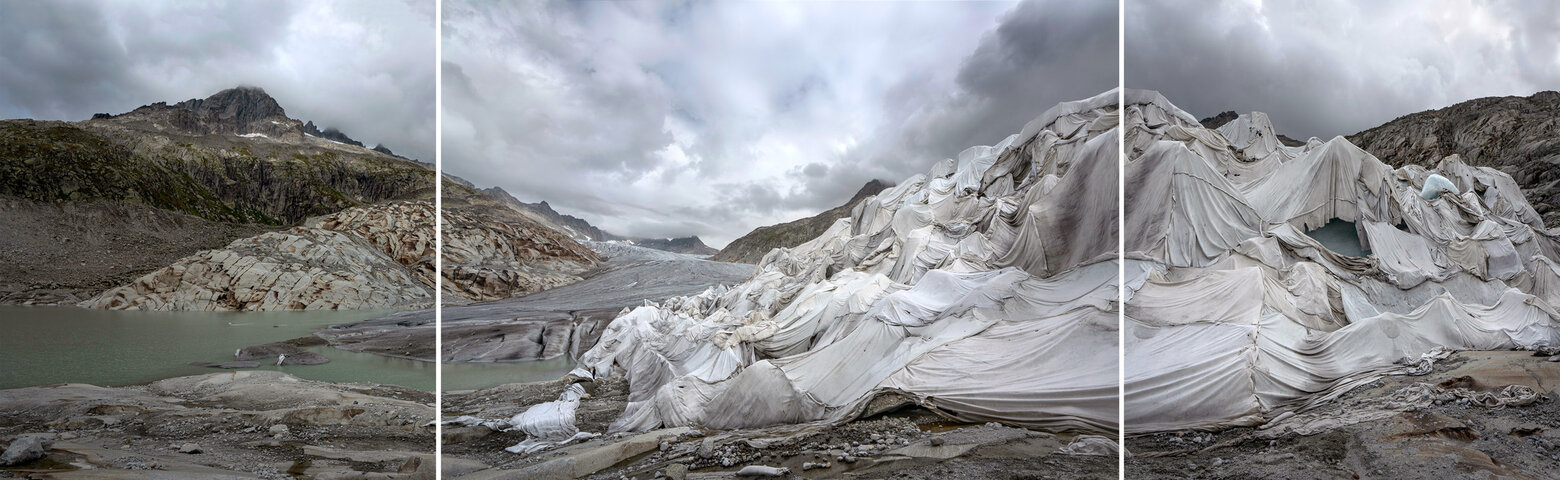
566,90 -> 1123,436
502,384 -> 600,453
1124,89 -> 1560,433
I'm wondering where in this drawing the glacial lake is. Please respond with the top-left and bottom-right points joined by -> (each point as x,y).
0,306 -> 435,391
440,356 -> 576,392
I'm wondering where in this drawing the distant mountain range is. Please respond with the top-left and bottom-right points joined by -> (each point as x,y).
469,179 -> 895,261
470,185 -> 717,255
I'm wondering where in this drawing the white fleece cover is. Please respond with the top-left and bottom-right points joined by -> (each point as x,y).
1124,89 -> 1560,433
559,90 -> 1124,437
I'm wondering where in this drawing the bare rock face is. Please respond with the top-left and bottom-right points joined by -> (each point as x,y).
440,206 -> 599,302
308,201 -> 438,286
81,226 -> 432,311
79,200 -> 441,311
1348,91 -> 1560,226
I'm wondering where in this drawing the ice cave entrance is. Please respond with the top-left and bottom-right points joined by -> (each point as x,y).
1305,219 -> 1370,257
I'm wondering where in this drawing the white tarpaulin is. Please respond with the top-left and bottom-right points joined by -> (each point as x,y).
1124,89 -> 1560,433
558,90 -> 1124,438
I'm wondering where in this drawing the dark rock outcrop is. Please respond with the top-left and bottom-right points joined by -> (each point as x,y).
481,186 -> 619,241
711,179 -> 891,264
1347,91 -> 1560,227
1198,111 -> 1240,129
304,121 -> 366,147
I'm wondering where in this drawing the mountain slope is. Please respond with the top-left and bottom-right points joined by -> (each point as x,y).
474,184 -> 716,255
1347,90 -> 1560,227
629,236 -> 716,255
710,179 -> 891,264
480,187 -> 617,241
0,86 -> 434,305
3,86 -> 433,226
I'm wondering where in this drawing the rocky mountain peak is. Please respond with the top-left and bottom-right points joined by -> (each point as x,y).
87,87 -> 400,157
170,86 -> 290,134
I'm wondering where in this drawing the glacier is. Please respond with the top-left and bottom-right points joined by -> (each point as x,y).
503,90 -> 1124,451
1123,89 -> 1560,432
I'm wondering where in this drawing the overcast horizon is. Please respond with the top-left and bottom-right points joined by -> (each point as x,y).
0,0 -> 435,162
1127,0 -> 1560,141
443,0 -> 1118,248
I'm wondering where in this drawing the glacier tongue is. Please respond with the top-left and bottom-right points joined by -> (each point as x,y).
564,90 -> 1124,437
1123,89 -> 1560,433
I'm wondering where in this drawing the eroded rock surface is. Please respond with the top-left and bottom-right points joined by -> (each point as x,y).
441,177 -> 600,303
81,201 -> 438,311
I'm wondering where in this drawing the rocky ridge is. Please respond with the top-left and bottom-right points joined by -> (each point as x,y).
9,86 -> 434,226
442,177 -> 601,303
1347,90 -> 1560,227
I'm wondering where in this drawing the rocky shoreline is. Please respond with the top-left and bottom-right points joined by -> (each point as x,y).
0,370 -> 434,479
439,376 -> 1118,479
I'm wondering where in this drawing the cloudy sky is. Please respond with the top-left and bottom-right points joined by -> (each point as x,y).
1128,0 -> 1560,140
0,0 -> 435,161
444,0 -> 1117,248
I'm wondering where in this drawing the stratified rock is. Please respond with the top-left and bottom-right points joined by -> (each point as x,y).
79,225 -> 433,311
308,201 -> 438,286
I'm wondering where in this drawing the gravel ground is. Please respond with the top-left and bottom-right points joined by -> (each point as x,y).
441,376 -> 1118,479
1127,350 -> 1560,479
0,371 -> 434,479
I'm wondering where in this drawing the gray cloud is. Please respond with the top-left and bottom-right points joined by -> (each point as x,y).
443,0 -> 1117,247
0,0 -> 435,162
1127,0 -> 1560,140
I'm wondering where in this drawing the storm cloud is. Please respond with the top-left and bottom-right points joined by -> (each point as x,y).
0,0 -> 435,162
442,0 -> 1117,247
1127,0 -> 1560,140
